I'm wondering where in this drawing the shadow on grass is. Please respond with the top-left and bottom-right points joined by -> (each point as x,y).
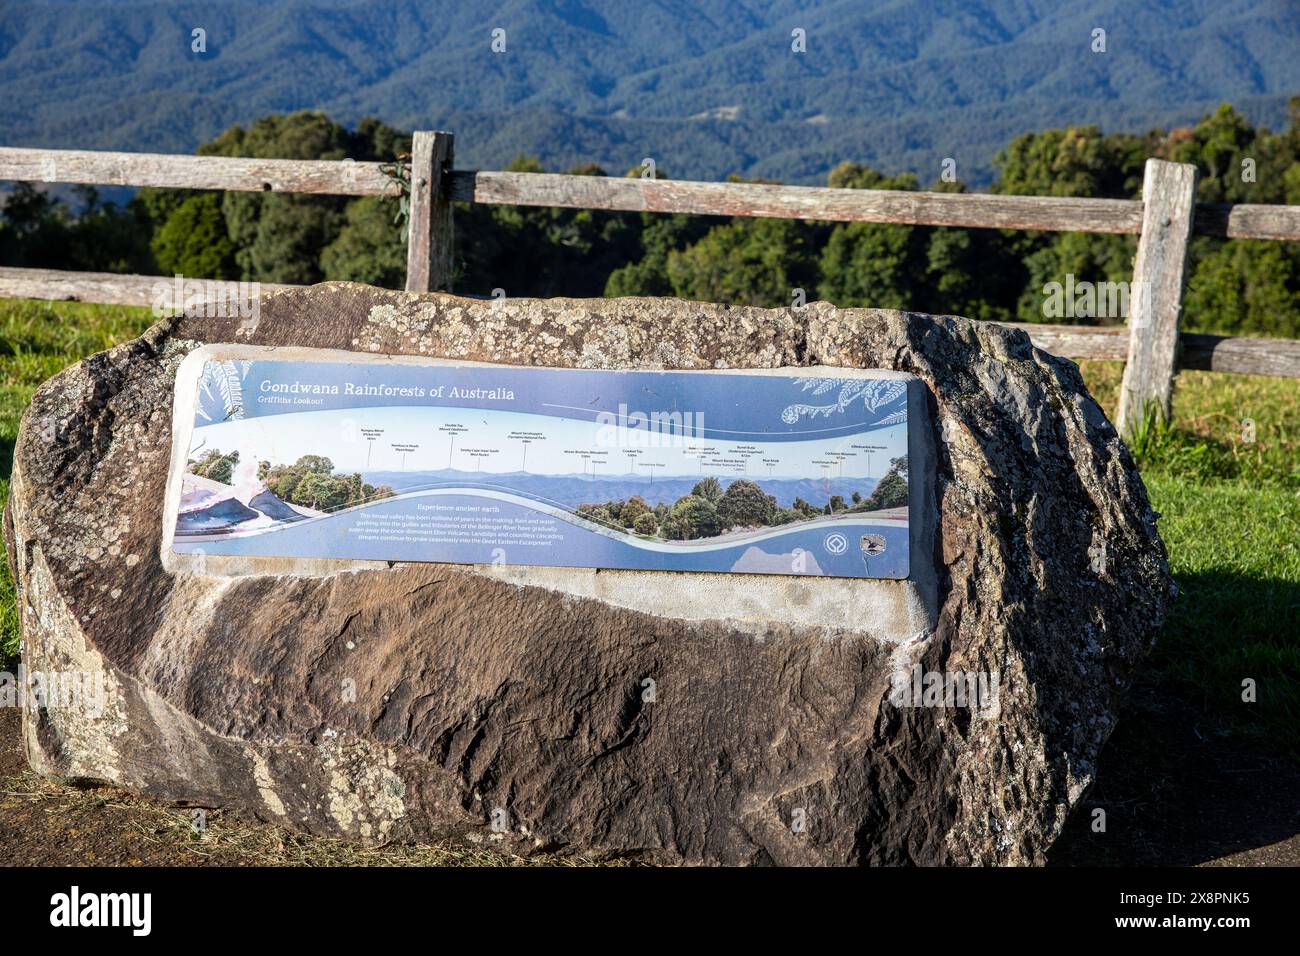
1,432 -> 14,486
1050,568 -> 1300,866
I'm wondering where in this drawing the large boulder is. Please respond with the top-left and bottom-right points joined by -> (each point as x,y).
4,283 -> 1171,865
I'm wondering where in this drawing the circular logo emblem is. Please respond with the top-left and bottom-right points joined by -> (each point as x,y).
824,532 -> 848,555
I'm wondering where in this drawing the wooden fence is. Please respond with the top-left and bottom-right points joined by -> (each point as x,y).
2,131 -> 1299,433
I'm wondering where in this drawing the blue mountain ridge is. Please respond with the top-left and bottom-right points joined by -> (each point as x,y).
362,468 -> 878,510
3,1 -> 1295,184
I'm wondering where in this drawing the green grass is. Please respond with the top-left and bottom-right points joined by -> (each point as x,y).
1079,360 -> 1299,491
0,300 -> 158,664
1078,359 -> 1299,755
1142,475 -> 1299,751
0,301 -> 1295,758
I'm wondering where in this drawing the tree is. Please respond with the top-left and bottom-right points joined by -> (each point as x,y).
922,222 -> 1024,322
1183,240 -> 1300,338
664,494 -> 720,540
296,455 -> 334,475
265,469 -> 302,502
1014,230 -> 1137,324
147,112 -> 411,285
189,448 -> 240,485
291,472 -> 340,510
361,482 -> 393,503
577,503 -> 615,527
990,125 -> 1149,327
151,193 -> 236,278
321,196 -> 407,287
262,455 -> 392,511
633,512 -> 659,536
792,497 -> 819,518
862,456 -> 909,511
203,112 -> 356,283
457,156 -> 643,297
716,479 -> 776,529
866,472 -> 908,510
620,495 -> 652,528
1163,104 -> 1257,204
993,126 -> 1146,200
605,217 -> 714,297
691,477 -> 722,503
11,102 -> 1299,345
666,216 -> 818,307
818,164 -> 927,311
661,513 -> 691,540
0,183 -> 154,274
604,174 -> 719,298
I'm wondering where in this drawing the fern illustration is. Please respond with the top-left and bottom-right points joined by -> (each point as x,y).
781,378 -> 906,424
196,360 -> 250,423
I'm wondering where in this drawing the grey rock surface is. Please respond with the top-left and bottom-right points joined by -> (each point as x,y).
4,283 -> 1172,865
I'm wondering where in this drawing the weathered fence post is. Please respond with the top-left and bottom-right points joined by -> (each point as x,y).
1117,159 -> 1198,435
405,130 -> 454,293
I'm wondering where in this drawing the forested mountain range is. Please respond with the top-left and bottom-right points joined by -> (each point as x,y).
2,0 -> 1298,183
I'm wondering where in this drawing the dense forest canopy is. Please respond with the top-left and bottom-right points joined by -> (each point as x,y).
2,100 -> 1299,338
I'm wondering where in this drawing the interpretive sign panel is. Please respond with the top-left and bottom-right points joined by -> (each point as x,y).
165,348 -> 911,578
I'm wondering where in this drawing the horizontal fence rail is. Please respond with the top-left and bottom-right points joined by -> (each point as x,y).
0,146 -> 398,196
2,138 -> 1300,424
6,146 -> 1300,238
449,171 -> 1149,233
0,267 -> 293,306
1192,202 -> 1300,241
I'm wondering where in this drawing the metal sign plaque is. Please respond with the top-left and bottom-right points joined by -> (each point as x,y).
165,347 -> 911,579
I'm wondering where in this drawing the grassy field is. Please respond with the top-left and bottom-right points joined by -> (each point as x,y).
0,297 -> 1295,792
1075,360 -> 1299,756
